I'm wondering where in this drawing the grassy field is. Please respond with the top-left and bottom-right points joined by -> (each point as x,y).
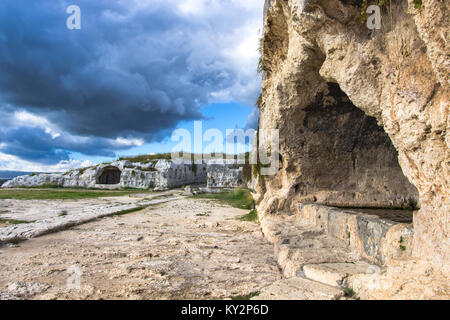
192,188 -> 254,210
0,188 -> 149,200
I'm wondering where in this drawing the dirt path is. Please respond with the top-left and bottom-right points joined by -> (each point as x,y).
0,197 -> 281,300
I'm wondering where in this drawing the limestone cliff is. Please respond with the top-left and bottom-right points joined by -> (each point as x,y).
2,159 -> 245,190
256,0 -> 448,272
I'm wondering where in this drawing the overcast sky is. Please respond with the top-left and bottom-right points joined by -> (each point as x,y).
0,0 -> 263,172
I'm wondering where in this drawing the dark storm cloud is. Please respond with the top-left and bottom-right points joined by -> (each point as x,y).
0,0 -> 208,138
0,127 -> 71,164
0,0 -> 262,164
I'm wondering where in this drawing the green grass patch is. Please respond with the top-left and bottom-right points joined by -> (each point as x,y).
344,287 -> 357,298
59,210 -> 68,217
0,188 -> 148,200
0,218 -> 31,225
231,291 -> 261,300
118,153 -> 172,163
238,209 -> 258,223
192,188 -> 254,210
8,237 -> 21,245
107,206 -> 147,217
78,166 -> 93,175
413,0 -> 422,9
39,184 -> 60,189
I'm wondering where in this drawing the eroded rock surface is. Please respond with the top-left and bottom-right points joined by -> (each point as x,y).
257,0 -> 448,272
2,159 -> 247,191
257,204 -> 449,299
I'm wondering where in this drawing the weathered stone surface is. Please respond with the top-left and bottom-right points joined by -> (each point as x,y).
256,0 -> 448,271
260,213 -> 360,278
303,262 -> 374,288
259,200 -> 448,299
0,198 -> 281,300
0,192 -> 181,244
2,160 -> 246,191
182,185 -> 193,196
0,282 -> 50,300
348,260 -> 450,300
298,203 -> 414,265
207,164 -> 245,189
253,277 -> 344,300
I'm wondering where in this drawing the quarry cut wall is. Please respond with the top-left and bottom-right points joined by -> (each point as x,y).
256,0 -> 448,269
2,160 -> 245,191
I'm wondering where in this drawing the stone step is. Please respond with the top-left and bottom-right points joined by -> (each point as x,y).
274,231 -> 360,277
302,262 -> 374,287
260,214 -> 317,244
251,277 -> 345,300
297,203 -> 414,265
258,213 -> 379,298
260,213 -> 362,278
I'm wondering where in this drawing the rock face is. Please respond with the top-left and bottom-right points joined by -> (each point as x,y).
257,0 -> 448,270
2,159 -> 245,191
207,163 -> 245,189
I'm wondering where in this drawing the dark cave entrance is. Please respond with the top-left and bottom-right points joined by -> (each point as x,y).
294,82 -> 419,213
97,166 -> 122,185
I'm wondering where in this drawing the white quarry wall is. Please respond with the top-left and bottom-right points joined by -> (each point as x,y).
2,159 -> 246,190
207,164 -> 245,189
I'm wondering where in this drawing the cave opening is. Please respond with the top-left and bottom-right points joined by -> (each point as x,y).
295,82 -> 419,220
97,166 -> 122,185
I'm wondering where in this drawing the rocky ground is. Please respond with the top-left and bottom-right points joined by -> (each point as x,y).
0,197 -> 282,300
0,190 -> 182,244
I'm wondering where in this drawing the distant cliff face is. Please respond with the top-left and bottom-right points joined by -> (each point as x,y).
257,0 -> 448,268
2,160 -> 246,190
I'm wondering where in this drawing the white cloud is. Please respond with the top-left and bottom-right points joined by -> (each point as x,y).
115,137 -> 145,147
0,152 -> 92,173
14,110 -> 61,139
175,0 -> 264,105
177,0 -> 218,16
